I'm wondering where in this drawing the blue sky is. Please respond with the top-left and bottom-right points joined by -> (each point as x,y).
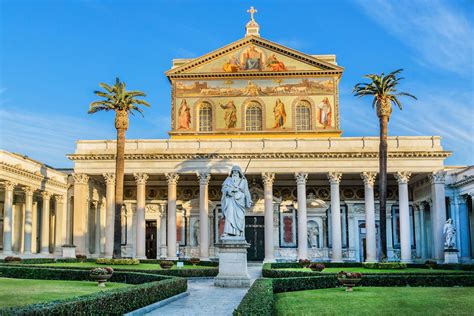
0,0 -> 473,167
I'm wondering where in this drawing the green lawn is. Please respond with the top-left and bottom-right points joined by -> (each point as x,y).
279,267 -> 467,274
0,277 -> 129,308
274,287 -> 474,316
30,262 -> 214,270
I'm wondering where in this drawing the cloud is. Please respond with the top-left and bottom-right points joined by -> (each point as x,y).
356,0 -> 473,77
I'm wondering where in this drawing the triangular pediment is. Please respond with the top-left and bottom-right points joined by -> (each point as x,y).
166,36 -> 343,77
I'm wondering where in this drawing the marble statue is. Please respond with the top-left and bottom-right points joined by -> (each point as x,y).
221,165 -> 252,238
443,218 -> 456,248
307,221 -> 319,248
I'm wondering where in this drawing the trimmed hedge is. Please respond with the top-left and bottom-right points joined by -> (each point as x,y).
0,263 -> 218,278
363,262 -> 407,269
0,266 -> 187,315
233,279 -> 274,316
140,259 -> 219,267
96,258 -> 140,265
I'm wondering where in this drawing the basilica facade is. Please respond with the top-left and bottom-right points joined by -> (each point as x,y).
1,16 -> 473,263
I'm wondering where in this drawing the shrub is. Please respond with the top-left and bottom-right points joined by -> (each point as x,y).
90,267 -> 112,276
363,262 -> 407,269
189,257 -> 200,266
0,265 -> 187,315
337,271 -> 362,279
96,258 -> 140,265
298,259 -> 311,268
309,263 -> 325,272
4,256 -> 21,263
234,279 -> 274,316
76,254 -> 87,262
160,260 -> 174,269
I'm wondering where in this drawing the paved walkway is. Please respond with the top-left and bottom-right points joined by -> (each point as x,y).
145,264 -> 262,316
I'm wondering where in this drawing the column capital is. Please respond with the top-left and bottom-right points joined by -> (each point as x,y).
133,172 -> 149,185
103,173 -> 116,185
294,172 -> 308,185
361,172 -> 377,187
262,172 -> 275,186
165,173 -> 179,185
72,173 -> 89,185
413,201 -> 424,211
40,191 -> 51,200
327,172 -> 342,185
395,171 -> 412,184
54,194 -> 65,203
457,194 -> 469,204
21,185 -> 34,196
429,171 -> 446,184
3,181 -> 17,191
197,172 -> 211,185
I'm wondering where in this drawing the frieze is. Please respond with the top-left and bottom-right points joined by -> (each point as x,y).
67,151 -> 451,161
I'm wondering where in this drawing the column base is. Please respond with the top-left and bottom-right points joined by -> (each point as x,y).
401,259 -> 414,263
199,257 -> 210,261
1,250 -> 13,256
331,259 -> 343,263
167,257 -> 178,260
364,259 -> 378,263
263,258 -> 276,263
135,256 -> 147,260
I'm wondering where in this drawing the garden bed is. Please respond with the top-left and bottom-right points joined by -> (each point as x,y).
0,265 -> 187,315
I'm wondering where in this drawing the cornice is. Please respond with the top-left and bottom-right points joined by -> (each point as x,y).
0,162 -> 68,189
450,175 -> 474,188
67,151 -> 451,161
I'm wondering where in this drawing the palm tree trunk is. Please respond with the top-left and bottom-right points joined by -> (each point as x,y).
113,127 -> 126,258
379,115 -> 389,260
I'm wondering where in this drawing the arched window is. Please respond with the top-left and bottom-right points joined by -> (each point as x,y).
245,102 -> 262,131
199,103 -> 212,132
296,102 -> 311,131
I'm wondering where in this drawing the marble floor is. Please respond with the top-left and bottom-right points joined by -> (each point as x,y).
144,263 -> 262,316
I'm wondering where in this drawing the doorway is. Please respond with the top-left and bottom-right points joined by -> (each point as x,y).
245,216 -> 264,261
145,220 -> 157,259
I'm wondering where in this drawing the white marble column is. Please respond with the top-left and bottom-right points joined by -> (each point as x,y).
54,195 -> 66,254
361,172 -> 377,262
419,202 -> 428,259
429,171 -> 447,262
103,173 -> 115,257
22,186 -> 34,254
197,172 -> 210,260
40,191 -> 51,255
2,181 -> 16,255
295,172 -> 308,260
72,173 -> 89,255
159,203 -> 167,258
262,172 -> 275,263
166,173 -> 179,260
134,173 -> 148,259
395,171 -> 412,263
413,203 -> 422,259
328,172 -> 343,262
458,195 -> 471,261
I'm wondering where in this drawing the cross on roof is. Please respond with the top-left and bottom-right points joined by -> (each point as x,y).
247,6 -> 257,21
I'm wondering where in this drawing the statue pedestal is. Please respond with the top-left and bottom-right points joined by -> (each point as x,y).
444,248 -> 459,264
214,236 -> 251,288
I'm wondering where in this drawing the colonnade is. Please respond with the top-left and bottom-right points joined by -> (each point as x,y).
61,170 -> 450,263
1,180 -> 66,255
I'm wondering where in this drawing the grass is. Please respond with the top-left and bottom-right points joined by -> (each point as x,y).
0,277 -> 130,308
279,267 -> 467,274
274,287 -> 474,316
30,262 -> 214,270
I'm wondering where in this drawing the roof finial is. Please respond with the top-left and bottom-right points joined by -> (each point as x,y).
245,6 -> 260,37
247,6 -> 257,21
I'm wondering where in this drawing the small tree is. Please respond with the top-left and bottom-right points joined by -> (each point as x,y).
89,78 -> 150,258
352,69 -> 416,260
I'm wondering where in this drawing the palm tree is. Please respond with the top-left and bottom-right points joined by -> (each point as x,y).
89,78 -> 150,258
352,69 -> 416,260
